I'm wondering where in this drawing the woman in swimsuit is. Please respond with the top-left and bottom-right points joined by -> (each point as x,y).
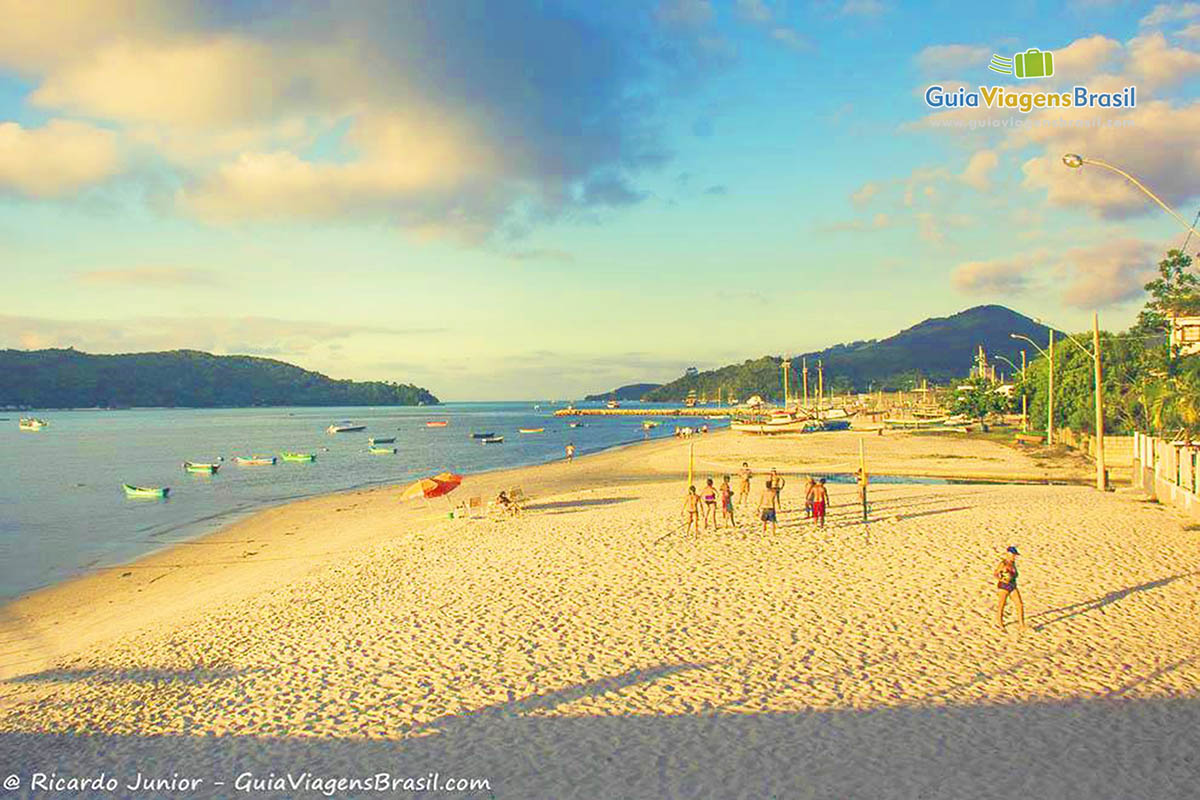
682,485 -> 701,537
719,474 -> 735,527
994,546 -> 1025,631
701,478 -> 719,530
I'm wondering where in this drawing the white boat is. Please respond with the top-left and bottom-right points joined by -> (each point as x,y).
606,399 -> 620,409
479,435 -> 505,444
326,421 -> 367,434
18,417 -> 48,431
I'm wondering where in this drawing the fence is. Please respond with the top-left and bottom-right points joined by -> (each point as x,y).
1132,431 -> 1200,520
1050,427 -> 1134,485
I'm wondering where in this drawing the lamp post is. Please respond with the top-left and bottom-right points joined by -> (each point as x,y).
1062,154 -> 1200,238
1041,316 -> 1107,491
1011,332 -> 1054,445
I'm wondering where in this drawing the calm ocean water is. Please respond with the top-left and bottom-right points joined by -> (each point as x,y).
0,402 -> 718,599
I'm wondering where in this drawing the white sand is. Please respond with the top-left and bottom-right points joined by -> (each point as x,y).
1,431 -> 1198,798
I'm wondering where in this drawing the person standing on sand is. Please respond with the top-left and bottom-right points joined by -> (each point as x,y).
682,485 -> 701,536
811,478 -> 829,528
719,474 -> 736,527
738,462 -> 753,507
757,478 -> 779,535
995,546 -> 1026,632
701,477 -> 719,530
565,443 -> 575,463
804,477 -> 816,519
769,468 -> 786,512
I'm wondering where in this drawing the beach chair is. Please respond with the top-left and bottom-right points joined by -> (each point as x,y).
465,496 -> 483,519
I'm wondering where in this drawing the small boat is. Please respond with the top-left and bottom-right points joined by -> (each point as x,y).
425,420 -> 449,428
123,484 -> 169,498
235,455 -> 277,466
327,421 -> 367,434
18,417 -> 48,431
642,420 -> 660,429
479,436 -> 504,444
368,436 -> 396,445
183,461 -> 220,473
470,432 -> 495,439
568,422 -> 583,428
518,428 -> 544,434
368,446 -> 396,454
280,451 -> 317,462
606,399 -> 620,409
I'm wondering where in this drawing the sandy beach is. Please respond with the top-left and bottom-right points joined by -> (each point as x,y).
2,429 -> 1198,798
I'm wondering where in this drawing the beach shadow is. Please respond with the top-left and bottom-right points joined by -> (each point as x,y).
2,693 -> 1199,799
1031,571 -> 1200,632
5,664 -> 246,685
524,497 -> 636,514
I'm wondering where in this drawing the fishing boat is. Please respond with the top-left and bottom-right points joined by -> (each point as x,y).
606,399 -> 620,409
684,390 -> 698,408
18,417 -> 48,431
280,451 -> 317,462
568,422 -> 583,428
470,432 -> 495,439
123,484 -> 169,498
183,461 -> 220,473
425,420 -> 449,428
368,446 -> 397,455
235,455 -> 277,466
368,436 -> 396,445
642,420 -> 660,429
326,421 -> 366,434
518,428 -> 544,434
479,436 -> 504,444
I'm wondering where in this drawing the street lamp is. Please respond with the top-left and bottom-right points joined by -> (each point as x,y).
1012,332 -> 1054,445
1061,154 -> 1200,238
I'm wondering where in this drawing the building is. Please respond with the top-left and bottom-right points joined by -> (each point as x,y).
1171,315 -> 1200,356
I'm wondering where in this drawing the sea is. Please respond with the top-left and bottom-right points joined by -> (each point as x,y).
0,402 -> 719,600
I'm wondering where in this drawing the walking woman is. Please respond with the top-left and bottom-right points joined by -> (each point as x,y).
994,546 -> 1025,631
701,477 -> 719,530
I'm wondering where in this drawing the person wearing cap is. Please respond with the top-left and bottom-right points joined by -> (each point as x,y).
994,546 -> 1025,631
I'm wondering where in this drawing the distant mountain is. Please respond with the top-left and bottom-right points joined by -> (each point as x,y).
583,382 -> 663,402
0,348 -> 439,409
643,305 -> 1056,402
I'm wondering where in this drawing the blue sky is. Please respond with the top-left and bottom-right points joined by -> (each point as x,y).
1,1 -> 1199,399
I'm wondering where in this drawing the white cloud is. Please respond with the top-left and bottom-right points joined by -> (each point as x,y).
951,256 -> 1037,295
960,150 -> 999,191
1054,238 -> 1159,308
915,44 -> 990,73
1140,2 -> 1200,27
842,0 -> 887,17
0,120 -> 120,197
850,181 -> 881,207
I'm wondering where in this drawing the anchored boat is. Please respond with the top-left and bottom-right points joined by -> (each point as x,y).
518,428 -> 544,434
280,451 -> 317,462
326,421 -> 366,434
470,432 -> 496,439
235,455 -> 277,466
183,461 -> 220,473
368,436 -> 396,445
368,446 -> 397,455
425,420 -> 449,428
18,417 -> 48,431
123,484 -> 169,498
479,436 -> 504,444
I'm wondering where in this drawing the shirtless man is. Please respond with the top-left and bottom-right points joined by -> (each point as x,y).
737,462 -> 753,507
682,485 -> 701,537
757,478 -> 779,535
811,478 -> 830,528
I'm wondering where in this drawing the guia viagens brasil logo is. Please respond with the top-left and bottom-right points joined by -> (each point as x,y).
925,47 -> 1135,112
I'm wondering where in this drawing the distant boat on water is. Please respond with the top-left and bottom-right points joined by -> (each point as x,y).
183,461 -> 220,473
470,432 -> 495,439
425,420 -> 449,428
368,436 -> 396,445
518,428 -> 544,434
479,435 -> 504,444
368,446 -> 397,455
606,399 -> 620,409
235,455 -> 277,466
18,417 -> 48,431
326,421 -> 366,434
280,451 -> 316,462
123,484 -> 169,499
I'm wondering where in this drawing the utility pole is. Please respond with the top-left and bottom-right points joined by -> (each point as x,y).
1094,311 -> 1106,491
782,359 -> 791,409
1020,350 -> 1027,432
1047,331 -> 1055,446
817,360 -> 824,410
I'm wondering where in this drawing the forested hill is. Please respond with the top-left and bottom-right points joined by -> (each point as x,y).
644,305 -> 1055,402
0,348 -> 439,408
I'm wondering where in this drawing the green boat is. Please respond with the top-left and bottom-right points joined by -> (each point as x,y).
235,455 -> 277,466
183,461 -> 220,473
368,446 -> 396,455
280,451 -> 316,462
123,484 -> 169,498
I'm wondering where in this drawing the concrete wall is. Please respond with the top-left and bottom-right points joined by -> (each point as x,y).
1132,432 -> 1200,522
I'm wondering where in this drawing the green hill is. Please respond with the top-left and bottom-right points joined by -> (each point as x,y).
644,305 -> 1055,402
583,382 -> 663,402
0,348 -> 439,409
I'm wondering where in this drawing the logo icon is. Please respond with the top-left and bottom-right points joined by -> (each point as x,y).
988,48 -> 1054,79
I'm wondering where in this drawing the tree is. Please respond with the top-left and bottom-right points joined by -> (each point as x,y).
1133,249 -> 1200,336
951,376 -> 1008,421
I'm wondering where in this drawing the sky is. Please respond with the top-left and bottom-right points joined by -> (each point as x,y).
1,0 -> 1199,400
